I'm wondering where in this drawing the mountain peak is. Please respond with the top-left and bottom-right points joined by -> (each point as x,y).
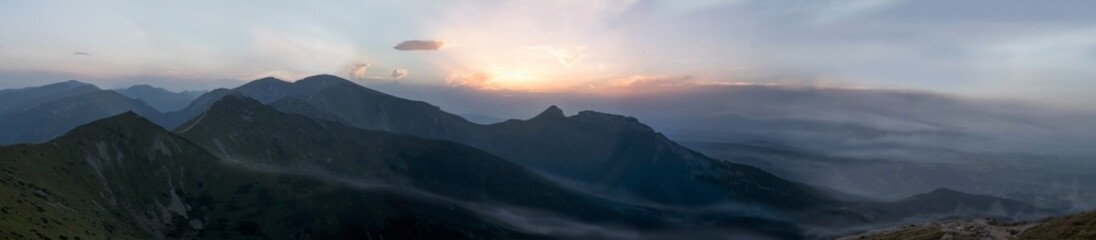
125,84 -> 158,90
254,76 -> 287,83
532,105 -> 565,120
926,187 -> 962,195
209,93 -> 262,111
114,111 -> 144,119
173,94 -> 264,133
52,80 -> 99,90
59,79 -> 88,85
297,74 -> 355,85
64,111 -> 164,138
903,187 -> 970,201
241,77 -> 292,90
117,84 -> 171,95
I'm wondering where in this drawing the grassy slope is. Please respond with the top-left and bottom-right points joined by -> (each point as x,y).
843,211 -> 1096,240
1018,211 -> 1096,239
0,113 -> 524,239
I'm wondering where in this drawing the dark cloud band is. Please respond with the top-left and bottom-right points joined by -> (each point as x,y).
394,40 -> 450,51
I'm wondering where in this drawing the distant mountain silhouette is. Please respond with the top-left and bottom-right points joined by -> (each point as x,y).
841,188 -> 1063,239
459,113 -> 506,124
232,77 -> 291,102
113,84 -> 205,112
0,80 -> 99,114
160,88 -> 236,129
235,74 -> 482,143
484,106 -> 845,209
0,89 -> 166,145
878,188 -> 1043,217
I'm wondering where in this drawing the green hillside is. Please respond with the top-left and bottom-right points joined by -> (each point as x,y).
0,112 -> 527,239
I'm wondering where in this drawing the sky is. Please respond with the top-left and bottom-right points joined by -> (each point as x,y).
2,0 -> 1095,108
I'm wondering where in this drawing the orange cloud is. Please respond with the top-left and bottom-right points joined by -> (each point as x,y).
446,71 -> 494,88
349,64 -> 370,79
391,68 -> 408,79
445,65 -> 556,91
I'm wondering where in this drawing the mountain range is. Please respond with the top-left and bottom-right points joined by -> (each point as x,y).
0,81 -> 165,145
112,84 -> 206,112
0,113 -> 538,239
227,75 -> 834,210
0,76 -> 1067,239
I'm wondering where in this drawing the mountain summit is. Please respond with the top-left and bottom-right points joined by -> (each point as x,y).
113,84 -> 205,112
531,105 -> 566,120
0,89 -> 165,144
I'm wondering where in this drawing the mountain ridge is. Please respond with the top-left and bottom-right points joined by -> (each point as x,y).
113,84 -> 206,112
0,90 -> 166,145
0,111 -> 548,239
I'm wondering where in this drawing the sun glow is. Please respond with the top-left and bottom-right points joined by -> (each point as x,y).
446,64 -> 564,91
423,0 -> 640,92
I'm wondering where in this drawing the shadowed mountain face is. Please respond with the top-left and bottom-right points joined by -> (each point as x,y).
0,78 -> 827,212
172,95 -> 816,238
481,106 -> 840,209
225,75 -> 1060,216
844,188 -> 1044,224
0,90 -> 166,145
883,188 -> 1041,216
235,75 -> 482,143
113,85 -> 205,112
227,75 -> 834,210
222,75 -> 1063,232
0,80 -> 100,114
174,96 -> 661,226
159,88 -> 235,129
0,113 -> 539,239
0,105 -> 809,239
0,76 -> 1063,239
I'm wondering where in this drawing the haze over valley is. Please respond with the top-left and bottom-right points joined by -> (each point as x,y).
2,1 -> 1096,239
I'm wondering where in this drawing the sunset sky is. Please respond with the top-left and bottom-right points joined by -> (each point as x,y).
2,0 -> 1095,107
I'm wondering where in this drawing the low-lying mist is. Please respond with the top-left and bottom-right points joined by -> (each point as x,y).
368,82 -> 1096,211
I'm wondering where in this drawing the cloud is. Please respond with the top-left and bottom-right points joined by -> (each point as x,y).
73,52 -> 91,56
349,64 -> 370,79
393,40 -> 451,51
577,74 -> 804,94
446,71 -> 494,88
591,75 -> 706,92
444,66 -> 542,90
390,68 -> 408,79
525,45 -> 590,68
